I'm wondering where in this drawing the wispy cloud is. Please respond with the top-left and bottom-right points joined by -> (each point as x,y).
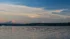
49,9 -> 68,13
0,3 -> 70,23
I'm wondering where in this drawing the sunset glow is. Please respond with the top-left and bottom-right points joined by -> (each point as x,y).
0,0 -> 69,23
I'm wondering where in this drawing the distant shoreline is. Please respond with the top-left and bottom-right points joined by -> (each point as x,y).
0,23 -> 70,26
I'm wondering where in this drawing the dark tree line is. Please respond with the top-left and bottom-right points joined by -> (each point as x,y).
0,22 -> 70,26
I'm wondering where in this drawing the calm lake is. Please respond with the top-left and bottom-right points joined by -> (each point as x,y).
0,26 -> 70,39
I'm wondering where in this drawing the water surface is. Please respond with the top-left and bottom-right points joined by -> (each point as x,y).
0,26 -> 70,39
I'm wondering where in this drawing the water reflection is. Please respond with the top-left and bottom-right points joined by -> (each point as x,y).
0,26 -> 70,39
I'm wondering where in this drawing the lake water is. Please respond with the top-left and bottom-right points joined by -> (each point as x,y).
0,26 -> 70,39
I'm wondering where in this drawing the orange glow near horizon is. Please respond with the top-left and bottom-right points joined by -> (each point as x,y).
0,18 -> 7,22
12,20 -> 16,23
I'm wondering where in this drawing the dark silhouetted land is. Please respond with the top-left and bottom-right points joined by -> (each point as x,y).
0,22 -> 70,26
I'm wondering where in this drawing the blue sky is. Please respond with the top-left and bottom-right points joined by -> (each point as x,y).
0,0 -> 70,23
0,0 -> 70,9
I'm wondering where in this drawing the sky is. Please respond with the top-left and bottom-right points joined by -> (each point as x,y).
0,0 -> 70,23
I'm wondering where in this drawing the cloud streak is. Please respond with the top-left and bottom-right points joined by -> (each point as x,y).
51,9 -> 68,13
0,3 -> 70,23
